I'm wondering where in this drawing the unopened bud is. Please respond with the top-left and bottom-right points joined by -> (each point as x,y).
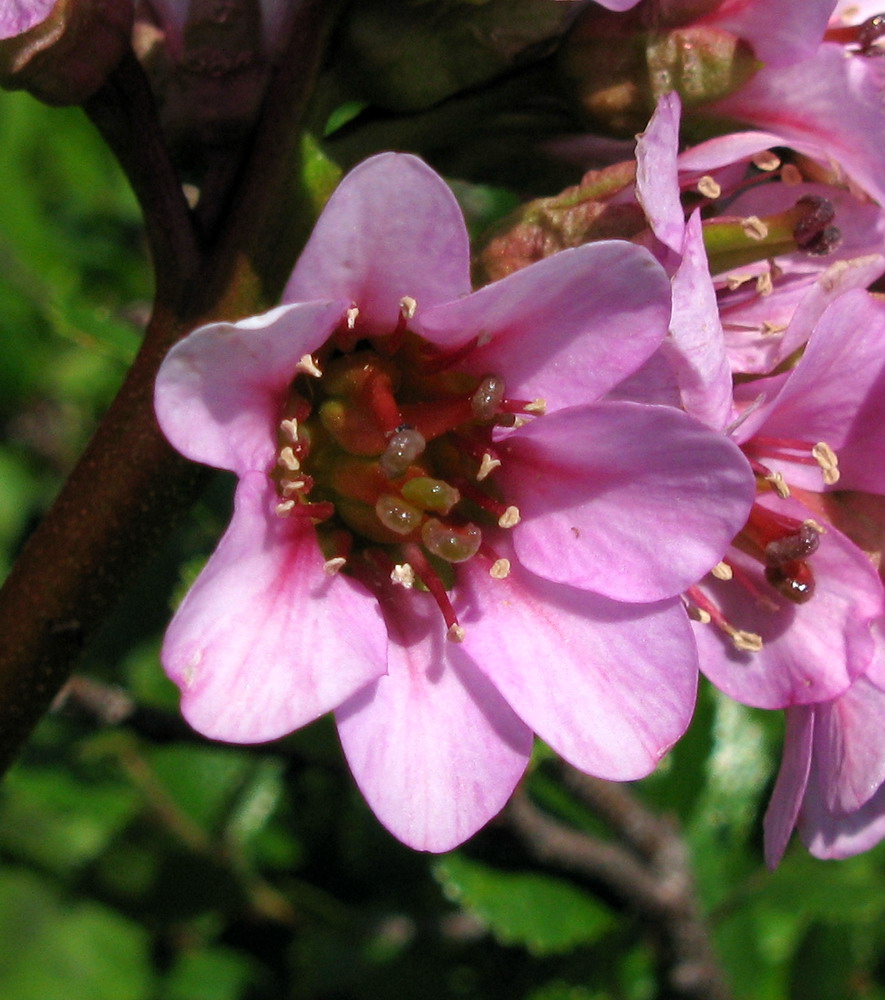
561,6 -> 759,138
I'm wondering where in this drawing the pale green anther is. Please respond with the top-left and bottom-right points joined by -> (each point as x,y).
401,477 -> 460,514
375,495 -> 423,536
380,427 -> 426,479
421,518 -> 482,563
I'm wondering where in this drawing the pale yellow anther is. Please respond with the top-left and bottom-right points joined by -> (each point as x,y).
346,306 -> 359,330
687,606 -> 712,625
804,518 -> 826,535
727,273 -> 754,291
697,175 -> 721,198
280,478 -> 305,496
275,499 -> 296,517
297,354 -> 322,378
762,320 -> 787,335
812,441 -> 840,485
525,398 -> 547,415
752,150 -> 781,172
280,418 -> 298,442
780,163 -> 803,186
400,296 -> 417,320
278,446 -> 300,472
756,271 -> 774,297
510,415 -> 529,429
766,471 -> 791,499
726,626 -> 764,653
390,563 -> 415,588
498,505 -> 521,529
477,452 -> 501,481
742,216 -> 769,241
490,558 -> 511,579
323,557 -> 347,575
711,561 -> 733,581
447,623 -> 466,643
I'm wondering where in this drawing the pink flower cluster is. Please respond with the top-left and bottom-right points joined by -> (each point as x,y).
150,0 -> 885,858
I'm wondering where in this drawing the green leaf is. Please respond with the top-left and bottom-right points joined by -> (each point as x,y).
0,868 -> 154,1000
434,853 -> 614,956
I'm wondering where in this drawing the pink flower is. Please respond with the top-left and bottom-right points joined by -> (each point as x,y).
155,153 -> 754,851
658,278 -> 882,709
622,99 -> 885,709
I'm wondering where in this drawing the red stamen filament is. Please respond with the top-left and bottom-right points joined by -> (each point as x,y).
744,435 -> 820,466
402,542 -> 462,636
456,480 -> 512,521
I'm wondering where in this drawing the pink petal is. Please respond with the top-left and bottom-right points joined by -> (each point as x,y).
695,496 -> 882,709
284,154 -> 471,335
154,301 -> 346,475
335,583 -> 532,853
459,554 -> 698,780
418,242 -> 671,409
635,92 -> 684,255
0,0 -> 54,38
815,668 -> 885,814
707,0 -> 837,66
666,211 -> 735,429
589,0 -> 643,8
744,290 -> 885,493
500,402 -> 754,602
721,253 -> 885,376
710,45 -> 885,204
163,473 -> 388,743
801,759 -> 885,860
763,705 -> 814,868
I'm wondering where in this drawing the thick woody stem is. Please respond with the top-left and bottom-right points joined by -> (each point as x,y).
0,0 -> 340,775
507,767 -> 733,1000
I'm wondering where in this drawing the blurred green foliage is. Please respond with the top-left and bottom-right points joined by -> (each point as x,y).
3,82 -> 885,1000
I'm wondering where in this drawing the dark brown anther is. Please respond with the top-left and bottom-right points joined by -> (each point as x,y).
858,14 -> 885,53
765,561 -> 816,604
764,523 -> 821,567
792,195 -> 839,255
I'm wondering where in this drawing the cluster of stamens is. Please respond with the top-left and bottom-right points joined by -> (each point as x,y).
268,301 -> 544,642
685,434 -> 836,654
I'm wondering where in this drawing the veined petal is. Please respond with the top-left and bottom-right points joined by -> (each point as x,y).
418,241 -> 672,410
284,153 -> 471,334
459,555 -> 698,780
163,473 -> 387,743
710,45 -> 885,205
751,290 -> 885,494
155,301 -> 346,475
336,585 -> 532,853
635,91 -> 684,256
801,758 -> 885,860
763,705 -> 814,868
708,0 -> 836,67
666,211 -> 735,429
501,402 -> 754,602
816,667 -> 885,814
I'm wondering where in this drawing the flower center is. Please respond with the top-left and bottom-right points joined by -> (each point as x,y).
268,308 -> 543,640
